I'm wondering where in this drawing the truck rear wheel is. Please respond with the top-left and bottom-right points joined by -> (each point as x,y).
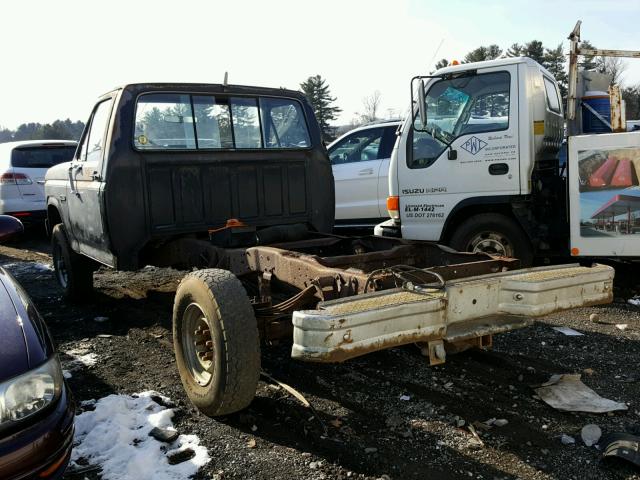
173,269 -> 260,417
51,224 -> 96,301
449,213 -> 533,266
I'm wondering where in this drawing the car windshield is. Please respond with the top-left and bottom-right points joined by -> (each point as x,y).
11,146 -> 77,168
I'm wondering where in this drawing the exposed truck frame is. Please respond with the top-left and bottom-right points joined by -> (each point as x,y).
45,82 -> 614,417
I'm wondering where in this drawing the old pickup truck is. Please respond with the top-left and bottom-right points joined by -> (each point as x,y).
45,82 -> 614,416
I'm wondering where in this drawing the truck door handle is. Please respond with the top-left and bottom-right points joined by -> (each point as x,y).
68,164 -> 82,194
358,168 -> 374,176
489,163 -> 509,175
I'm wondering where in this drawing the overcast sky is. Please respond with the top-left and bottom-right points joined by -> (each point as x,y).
2,0 -> 640,129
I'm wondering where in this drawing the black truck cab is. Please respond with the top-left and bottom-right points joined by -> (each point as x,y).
45,83 -> 334,276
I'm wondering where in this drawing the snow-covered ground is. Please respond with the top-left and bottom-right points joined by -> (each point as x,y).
2,261 -> 52,275
62,344 -> 99,377
71,391 -> 210,479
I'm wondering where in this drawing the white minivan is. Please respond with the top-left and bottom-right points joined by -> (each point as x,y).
0,140 -> 77,224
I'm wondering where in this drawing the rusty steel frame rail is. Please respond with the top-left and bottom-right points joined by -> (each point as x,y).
239,241 -> 519,302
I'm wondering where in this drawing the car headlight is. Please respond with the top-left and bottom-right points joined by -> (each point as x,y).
0,356 -> 63,426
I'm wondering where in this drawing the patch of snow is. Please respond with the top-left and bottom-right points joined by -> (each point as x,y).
628,298 -> 640,307
552,326 -> 584,336
2,262 -> 53,275
63,370 -> 72,379
63,346 -> 98,372
71,391 -> 210,480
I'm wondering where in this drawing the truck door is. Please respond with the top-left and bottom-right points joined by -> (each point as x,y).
67,97 -> 114,264
399,65 -> 520,241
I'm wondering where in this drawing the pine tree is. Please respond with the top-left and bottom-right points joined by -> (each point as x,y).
622,85 -> 640,120
300,75 -> 342,140
0,127 -> 13,143
578,40 -> 598,71
523,40 -> 545,64
434,58 -> 449,70
543,43 -> 568,100
464,45 -> 502,63
506,43 -> 523,57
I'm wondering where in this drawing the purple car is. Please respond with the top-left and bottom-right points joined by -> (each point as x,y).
0,216 -> 75,479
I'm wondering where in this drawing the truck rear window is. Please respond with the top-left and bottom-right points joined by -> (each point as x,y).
134,93 -> 310,150
11,145 -> 77,168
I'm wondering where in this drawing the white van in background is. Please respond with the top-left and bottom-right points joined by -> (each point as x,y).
0,140 -> 77,224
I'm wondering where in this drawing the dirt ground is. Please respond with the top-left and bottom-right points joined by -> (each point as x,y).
2,234 -> 640,480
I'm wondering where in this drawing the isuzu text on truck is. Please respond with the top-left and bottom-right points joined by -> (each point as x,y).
45,81 -> 612,416
377,22 -> 640,263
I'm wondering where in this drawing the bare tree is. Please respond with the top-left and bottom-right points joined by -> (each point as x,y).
361,91 -> 382,123
596,56 -> 628,85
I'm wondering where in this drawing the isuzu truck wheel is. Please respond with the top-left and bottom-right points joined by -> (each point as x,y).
449,213 -> 533,266
51,223 -> 96,300
173,269 -> 260,417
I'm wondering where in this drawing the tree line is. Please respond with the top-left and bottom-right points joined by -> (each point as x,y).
0,119 -> 85,144
435,39 -> 640,118
300,39 -> 640,141
4,48 -> 639,147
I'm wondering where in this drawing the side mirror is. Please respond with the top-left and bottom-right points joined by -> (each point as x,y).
0,215 -> 24,244
417,79 -> 427,127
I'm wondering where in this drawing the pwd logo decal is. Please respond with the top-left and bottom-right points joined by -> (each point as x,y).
460,136 -> 487,155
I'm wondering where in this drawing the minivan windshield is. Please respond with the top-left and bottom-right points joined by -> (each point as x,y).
11,146 -> 77,168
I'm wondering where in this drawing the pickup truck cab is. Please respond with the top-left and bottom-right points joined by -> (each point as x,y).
46,83 -> 333,290
46,82 -> 613,418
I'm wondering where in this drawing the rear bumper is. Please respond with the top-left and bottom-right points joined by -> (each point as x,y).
291,263 -> 614,363
0,385 -> 75,480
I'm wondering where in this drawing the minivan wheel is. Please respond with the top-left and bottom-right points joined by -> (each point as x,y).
51,224 -> 96,300
449,213 -> 534,267
173,269 -> 260,417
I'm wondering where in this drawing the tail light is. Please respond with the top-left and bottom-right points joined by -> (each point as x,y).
0,173 -> 33,185
387,195 -> 400,220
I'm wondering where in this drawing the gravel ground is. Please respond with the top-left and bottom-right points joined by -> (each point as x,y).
1,235 -> 639,480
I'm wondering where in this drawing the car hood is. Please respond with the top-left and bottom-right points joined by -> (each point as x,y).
0,268 -> 53,383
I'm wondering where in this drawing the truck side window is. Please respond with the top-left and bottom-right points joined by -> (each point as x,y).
259,98 -> 310,148
230,98 -> 262,149
135,94 -> 196,149
543,77 -> 561,113
409,71 -> 510,169
329,128 -> 384,165
82,98 -> 114,163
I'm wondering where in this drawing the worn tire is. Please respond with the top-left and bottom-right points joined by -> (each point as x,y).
51,223 -> 96,301
173,269 -> 260,417
448,213 -> 534,267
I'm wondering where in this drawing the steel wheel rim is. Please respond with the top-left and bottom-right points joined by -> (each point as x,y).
181,303 -> 214,386
54,244 -> 68,288
467,232 -> 513,257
